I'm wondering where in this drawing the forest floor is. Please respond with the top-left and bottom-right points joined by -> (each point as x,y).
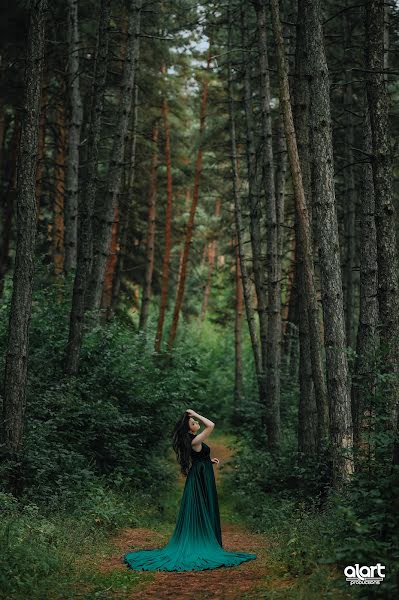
63,434 -> 352,600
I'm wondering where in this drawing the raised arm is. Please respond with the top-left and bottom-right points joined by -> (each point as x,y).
187,409 -> 215,445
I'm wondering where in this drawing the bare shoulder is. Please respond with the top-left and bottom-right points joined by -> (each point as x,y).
191,424 -> 214,447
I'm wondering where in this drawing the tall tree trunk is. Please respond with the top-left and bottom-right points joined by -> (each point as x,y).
139,122 -> 159,330
228,0 -> 262,412
1,0 -> 47,459
111,83 -> 139,313
155,90 -> 174,352
53,99 -> 66,276
0,119 -> 19,297
365,0 -> 399,454
352,106 -> 378,461
270,0 -> 329,456
100,203 -> 119,311
64,0 -> 111,375
86,0 -> 142,315
343,4 -> 356,349
35,80 -> 47,215
200,198 -> 221,320
254,0 -> 281,452
64,0 -> 83,273
241,7 -> 268,422
167,47 -> 212,349
300,0 -> 354,487
234,232 -> 244,409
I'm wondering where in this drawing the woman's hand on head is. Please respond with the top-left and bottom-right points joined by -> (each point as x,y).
186,409 -> 196,417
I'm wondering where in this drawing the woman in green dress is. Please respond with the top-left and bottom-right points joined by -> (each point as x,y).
123,409 -> 257,572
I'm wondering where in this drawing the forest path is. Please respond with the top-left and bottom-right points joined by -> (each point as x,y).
73,434 -> 286,600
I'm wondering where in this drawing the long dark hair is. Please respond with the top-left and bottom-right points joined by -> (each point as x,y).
172,412 -> 193,477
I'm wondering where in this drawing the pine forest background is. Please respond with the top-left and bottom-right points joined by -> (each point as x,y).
0,0 -> 399,598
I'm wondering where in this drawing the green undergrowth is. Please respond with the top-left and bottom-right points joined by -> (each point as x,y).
223,431 -> 398,600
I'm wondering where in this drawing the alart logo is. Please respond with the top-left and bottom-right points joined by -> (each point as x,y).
344,563 -> 386,585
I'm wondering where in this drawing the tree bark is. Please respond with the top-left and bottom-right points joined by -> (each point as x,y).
352,105 -> 378,461
299,0 -> 354,487
234,232 -> 244,409
1,0 -> 47,457
86,0 -> 142,315
64,0 -> 111,375
53,99 -> 66,276
254,0 -> 281,453
365,0 -> 399,452
64,0 -> 83,273
241,6 -> 268,418
343,4 -> 356,349
271,0 -> 329,456
0,119 -> 19,297
100,203 -> 119,311
139,122 -> 159,330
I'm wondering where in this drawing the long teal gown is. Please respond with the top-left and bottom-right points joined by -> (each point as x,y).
123,433 -> 257,571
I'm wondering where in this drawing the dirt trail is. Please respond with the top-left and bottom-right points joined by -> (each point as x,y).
90,436 -> 276,599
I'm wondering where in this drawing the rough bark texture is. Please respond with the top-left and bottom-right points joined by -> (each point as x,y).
64,0 -> 83,273
352,106 -> 378,459
271,0 -> 329,453
365,0 -> 399,446
343,5 -> 356,349
86,0 -> 142,314
167,47 -> 212,349
64,0 -> 111,374
35,80 -> 47,214
0,119 -> 19,297
301,0 -> 354,487
241,7 -> 268,421
53,100 -> 66,276
254,0 -> 281,452
139,122 -> 158,330
1,0 -> 47,456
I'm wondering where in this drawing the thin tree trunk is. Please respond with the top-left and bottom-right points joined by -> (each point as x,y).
343,4 -> 356,349
1,0 -> 47,458
365,0 -> 399,452
234,232 -> 244,409
228,0 -> 262,399
352,105 -> 378,461
155,90 -> 174,352
111,83 -> 139,313
200,198 -> 221,320
300,0 -> 354,487
139,122 -> 159,330
101,203 -> 119,311
64,0 -> 111,375
167,47 -> 212,349
270,0 -> 329,455
86,0 -> 142,314
0,119 -> 19,297
241,7 -> 268,415
53,99 -> 66,276
35,80 -> 47,215
64,0 -> 83,273
254,0 -> 281,452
